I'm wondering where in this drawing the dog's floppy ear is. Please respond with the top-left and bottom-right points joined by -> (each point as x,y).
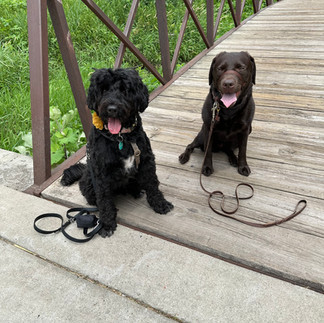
87,68 -> 114,111
208,57 -> 216,86
242,52 -> 256,85
129,69 -> 149,113
209,52 -> 226,86
250,55 -> 256,85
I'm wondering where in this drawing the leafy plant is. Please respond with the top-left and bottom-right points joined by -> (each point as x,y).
15,107 -> 86,167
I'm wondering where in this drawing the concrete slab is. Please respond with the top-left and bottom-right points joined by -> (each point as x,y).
1,185 -> 324,322
0,240 -> 173,322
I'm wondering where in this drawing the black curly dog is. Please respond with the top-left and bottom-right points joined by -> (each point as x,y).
61,68 -> 173,237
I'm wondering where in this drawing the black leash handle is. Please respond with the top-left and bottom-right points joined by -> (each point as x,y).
34,207 -> 102,243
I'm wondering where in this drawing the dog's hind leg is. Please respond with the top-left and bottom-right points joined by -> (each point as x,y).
61,163 -> 86,186
178,130 -> 204,164
127,179 -> 144,199
79,170 -> 97,206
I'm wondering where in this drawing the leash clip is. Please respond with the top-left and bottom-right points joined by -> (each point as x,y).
212,101 -> 220,122
69,217 -> 76,223
118,133 -> 124,150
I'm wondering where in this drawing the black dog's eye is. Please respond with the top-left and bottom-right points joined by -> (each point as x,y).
217,65 -> 226,71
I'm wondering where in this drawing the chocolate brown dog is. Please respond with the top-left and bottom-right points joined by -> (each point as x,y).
179,51 -> 256,176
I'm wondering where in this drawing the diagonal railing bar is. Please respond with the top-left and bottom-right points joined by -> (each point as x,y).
236,0 -> 248,23
236,0 -> 242,23
171,0 -> 193,75
47,0 -> 92,138
254,0 -> 264,12
183,0 -> 212,48
81,0 -> 166,84
252,0 -> 259,13
214,0 -> 226,40
228,0 -> 239,27
240,0 -> 247,19
114,0 -> 140,69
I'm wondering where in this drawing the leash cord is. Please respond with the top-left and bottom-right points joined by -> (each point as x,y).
200,118 -> 307,228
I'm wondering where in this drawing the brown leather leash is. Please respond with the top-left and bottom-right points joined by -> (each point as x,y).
200,100 -> 307,228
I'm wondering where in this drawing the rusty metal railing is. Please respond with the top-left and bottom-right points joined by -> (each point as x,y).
26,0 -> 277,195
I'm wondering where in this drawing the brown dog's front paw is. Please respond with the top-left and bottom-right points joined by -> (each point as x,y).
238,165 -> 251,176
179,152 -> 189,164
202,165 -> 214,176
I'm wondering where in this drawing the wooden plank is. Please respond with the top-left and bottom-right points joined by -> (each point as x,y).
148,96 -> 324,127
157,81 -> 324,102
176,69 -> 324,87
143,112 -> 324,148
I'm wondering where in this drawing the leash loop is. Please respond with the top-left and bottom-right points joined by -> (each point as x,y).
34,207 -> 102,243
199,102 -> 307,227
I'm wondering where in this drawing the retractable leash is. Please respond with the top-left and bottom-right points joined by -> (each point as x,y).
34,207 -> 102,243
200,99 -> 307,227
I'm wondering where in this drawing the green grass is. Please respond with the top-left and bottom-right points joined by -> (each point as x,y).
0,0 -> 270,165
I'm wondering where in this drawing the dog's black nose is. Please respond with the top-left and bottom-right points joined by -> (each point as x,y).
107,105 -> 117,116
223,79 -> 235,89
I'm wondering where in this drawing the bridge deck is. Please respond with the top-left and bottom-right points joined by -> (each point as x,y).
43,0 -> 324,292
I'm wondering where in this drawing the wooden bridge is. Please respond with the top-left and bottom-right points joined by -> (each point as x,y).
29,0 -> 324,293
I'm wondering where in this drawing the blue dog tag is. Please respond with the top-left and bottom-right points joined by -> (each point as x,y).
119,141 -> 123,150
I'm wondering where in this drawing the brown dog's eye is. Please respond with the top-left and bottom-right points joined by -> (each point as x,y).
236,64 -> 246,70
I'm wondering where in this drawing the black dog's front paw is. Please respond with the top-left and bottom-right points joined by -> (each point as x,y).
238,164 -> 251,177
153,199 -> 174,214
99,221 -> 117,238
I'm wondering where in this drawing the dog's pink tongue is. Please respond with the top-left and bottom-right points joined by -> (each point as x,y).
108,118 -> 122,134
221,93 -> 237,108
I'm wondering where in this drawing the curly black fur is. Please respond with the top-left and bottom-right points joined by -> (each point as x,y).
61,68 -> 173,237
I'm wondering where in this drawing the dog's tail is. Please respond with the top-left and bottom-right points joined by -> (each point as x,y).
61,163 -> 86,186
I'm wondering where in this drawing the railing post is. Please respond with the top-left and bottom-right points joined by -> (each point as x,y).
156,0 -> 172,81
27,0 -> 51,185
236,0 -> 242,24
